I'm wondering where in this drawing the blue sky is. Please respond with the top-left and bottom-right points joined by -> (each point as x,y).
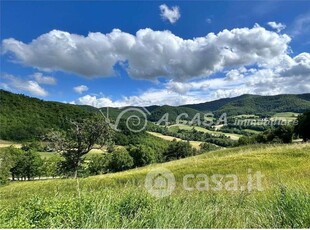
1,1 -> 310,107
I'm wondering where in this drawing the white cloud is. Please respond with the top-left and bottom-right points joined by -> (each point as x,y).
267,21 -> 286,32
290,13 -> 310,36
165,81 -> 193,94
32,72 -> 56,85
280,52 -> 310,77
72,89 -> 205,108
73,85 -> 89,94
159,4 -> 180,24
1,25 -> 291,80
71,52 -> 310,107
1,74 -> 48,97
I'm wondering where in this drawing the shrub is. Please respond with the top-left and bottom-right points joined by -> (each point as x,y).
128,144 -> 157,167
295,111 -> 310,141
88,153 -> 111,175
108,149 -> 134,172
10,150 -> 43,180
163,139 -> 196,161
41,155 -> 62,178
199,142 -> 220,152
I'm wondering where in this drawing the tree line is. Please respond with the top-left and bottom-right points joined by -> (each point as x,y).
1,111 -> 309,185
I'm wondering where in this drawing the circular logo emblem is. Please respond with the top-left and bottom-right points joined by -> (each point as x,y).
145,167 -> 176,198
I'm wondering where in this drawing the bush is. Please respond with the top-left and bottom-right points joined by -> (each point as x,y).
295,111 -> 310,141
41,155 -> 62,178
238,126 -> 294,145
199,142 -> 220,152
163,139 -> 196,161
128,144 -> 157,167
238,136 -> 256,146
273,126 -> 294,143
88,153 -> 111,175
10,150 -> 43,180
108,149 -> 134,172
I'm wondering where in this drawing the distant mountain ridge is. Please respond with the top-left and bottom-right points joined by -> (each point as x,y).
182,93 -> 310,116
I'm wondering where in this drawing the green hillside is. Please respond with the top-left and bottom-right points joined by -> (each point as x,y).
183,94 -> 310,116
2,90 -> 310,141
0,90 -> 97,141
0,143 -> 309,228
147,105 -> 204,122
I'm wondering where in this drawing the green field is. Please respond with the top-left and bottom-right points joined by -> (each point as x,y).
271,112 -> 300,121
233,114 -> 260,119
1,143 -> 309,228
147,131 -> 204,149
168,124 -> 241,140
0,140 -> 22,149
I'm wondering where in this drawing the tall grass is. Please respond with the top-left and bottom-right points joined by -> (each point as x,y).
0,187 -> 309,228
1,143 -> 310,228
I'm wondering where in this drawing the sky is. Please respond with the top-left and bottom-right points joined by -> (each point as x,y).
1,1 -> 310,107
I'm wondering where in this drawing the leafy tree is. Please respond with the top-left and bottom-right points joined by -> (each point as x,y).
41,155 -> 62,178
108,149 -> 134,172
10,150 -> 43,180
273,126 -> 294,143
163,139 -> 196,161
199,142 -> 220,152
128,144 -> 157,167
238,126 -> 294,145
295,111 -> 310,141
88,153 -> 112,175
21,141 -> 44,152
238,136 -> 256,146
45,117 -> 111,178
0,147 -> 20,184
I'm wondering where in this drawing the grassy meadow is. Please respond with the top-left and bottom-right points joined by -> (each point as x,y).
168,124 -> 242,140
0,143 -> 310,228
147,131 -> 204,149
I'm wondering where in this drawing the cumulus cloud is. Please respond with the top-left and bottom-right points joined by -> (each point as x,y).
71,52 -> 310,107
0,74 -> 48,97
72,89 -> 204,108
159,4 -> 180,24
280,52 -> 310,77
165,81 -> 193,94
32,72 -> 56,85
73,85 -> 89,94
1,25 -> 291,80
267,21 -> 286,32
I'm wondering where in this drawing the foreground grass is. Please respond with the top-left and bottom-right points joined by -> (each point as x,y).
0,143 -> 310,228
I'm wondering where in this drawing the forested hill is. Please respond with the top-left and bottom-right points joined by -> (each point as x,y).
1,89 -> 310,140
0,90 -> 95,140
182,94 -> 310,116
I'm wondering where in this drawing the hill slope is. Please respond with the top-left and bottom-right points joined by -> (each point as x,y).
2,90 -> 310,141
0,143 -> 309,228
183,94 -> 310,116
0,90 -> 96,140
